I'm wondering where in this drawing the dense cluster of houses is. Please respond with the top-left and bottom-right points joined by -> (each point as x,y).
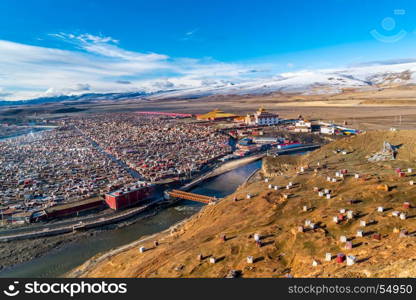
69,113 -> 232,182
0,128 -> 135,223
0,107 -> 360,226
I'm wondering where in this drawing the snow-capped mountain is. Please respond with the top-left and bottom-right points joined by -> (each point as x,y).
0,91 -> 152,106
2,60 -> 416,106
148,61 -> 416,99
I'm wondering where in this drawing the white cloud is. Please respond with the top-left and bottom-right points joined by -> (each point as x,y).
186,29 -> 198,36
43,87 -> 62,97
0,33 -> 267,100
0,87 -> 12,98
52,33 -> 167,61
181,28 -> 200,41
74,83 -> 91,91
49,33 -> 118,44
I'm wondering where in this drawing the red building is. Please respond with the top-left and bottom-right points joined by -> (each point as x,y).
105,181 -> 155,210
44,198 -> 105,219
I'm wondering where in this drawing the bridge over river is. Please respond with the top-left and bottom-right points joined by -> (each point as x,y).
166,189 -> 218,204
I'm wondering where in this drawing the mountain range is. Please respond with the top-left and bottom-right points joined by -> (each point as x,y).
2,60 -> 416,106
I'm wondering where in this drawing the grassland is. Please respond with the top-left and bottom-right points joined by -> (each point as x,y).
5,85 -> 416,131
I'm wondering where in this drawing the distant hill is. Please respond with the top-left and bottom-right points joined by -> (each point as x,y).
0,91 -> 151,107
4,60 -> 416,107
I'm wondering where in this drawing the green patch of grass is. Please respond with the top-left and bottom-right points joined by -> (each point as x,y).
303,241 -> 317,255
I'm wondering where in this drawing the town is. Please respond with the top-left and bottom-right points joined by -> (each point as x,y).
0,107 -> 359,227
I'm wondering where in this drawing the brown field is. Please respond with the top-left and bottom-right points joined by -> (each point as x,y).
3,85 -> 416,131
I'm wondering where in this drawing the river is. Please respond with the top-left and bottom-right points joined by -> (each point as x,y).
0,160 -> 262,278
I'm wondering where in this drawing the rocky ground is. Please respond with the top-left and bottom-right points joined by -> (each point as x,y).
71,130 -> 416,278
0,231 -> 93,272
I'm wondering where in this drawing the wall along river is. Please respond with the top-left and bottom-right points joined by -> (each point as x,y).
0,160 -> 262,278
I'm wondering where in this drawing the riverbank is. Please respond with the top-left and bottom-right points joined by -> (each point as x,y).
0,228 -> 96,273
68,151 -> 316,278
0,200 -> 162,242
0,160 -> 261,277
67,159 -> 266,277
180,153 -> 265,191
0,204 -> 176,277
69,130 -> 416,278
69,167 -> 265,278
67,216 -> 189,278
0,149 -> 265,242
0,128 -> 311,275
68,169 -> 274,277
67,161 -> 267,278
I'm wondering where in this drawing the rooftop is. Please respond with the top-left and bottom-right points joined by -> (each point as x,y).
197,109 -> 237,120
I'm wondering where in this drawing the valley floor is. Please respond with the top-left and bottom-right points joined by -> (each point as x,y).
6,87 -> 416,131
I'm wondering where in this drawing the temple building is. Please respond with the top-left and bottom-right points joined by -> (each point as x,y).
245,107 -> 280,126
196,109 -> 237,121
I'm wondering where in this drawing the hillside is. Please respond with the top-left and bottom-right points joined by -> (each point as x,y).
70,130 -> 416,278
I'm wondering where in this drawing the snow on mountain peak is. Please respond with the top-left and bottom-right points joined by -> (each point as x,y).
4,60 -> 416,105
149,61 -> 416,99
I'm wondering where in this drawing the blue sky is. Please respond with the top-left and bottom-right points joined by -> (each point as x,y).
1,0 -> 416,100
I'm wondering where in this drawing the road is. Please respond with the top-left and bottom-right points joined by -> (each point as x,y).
0,199 -> 163,242
0,209 -> 117,236
74,126 -> 142,179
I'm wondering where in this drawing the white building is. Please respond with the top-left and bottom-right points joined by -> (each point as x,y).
294,120 -> 312,133
245,107 -> 280,126
253,137 -> 279,144
320,126 -> 336,135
